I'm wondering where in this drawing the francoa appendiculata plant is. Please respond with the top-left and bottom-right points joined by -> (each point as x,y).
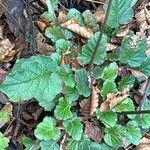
0,0 -> 150,149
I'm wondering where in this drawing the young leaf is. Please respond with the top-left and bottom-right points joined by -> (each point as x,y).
75,69 -> 91,97
56,39 -> 72,54
125,121 -> 141,145
34,117 -> 61,141
104,125 -> 125,148
63,117 -> 83,141
96,109 -> 117,127
45,26 -> 73,42
0,55 -> 62,103
82,10 -> 99,32
67,135 -> 90,150
79,32 -> 107,65
64,86 -> 79,102
136,57 -> 150,76
99,62 -> 118,81
119,37 -> 147,67
54,97 -> 73,120
104,0 -> 138,28
59,65 -> 75,88
118,74 -> 135,90
67,8 -> 85,26
40,140 -> 59,150
100,80 -> 117,99
0,132 -> 9,150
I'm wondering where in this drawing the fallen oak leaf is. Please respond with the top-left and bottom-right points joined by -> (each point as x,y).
100,88 -> 129,112
90,84 -> 99,116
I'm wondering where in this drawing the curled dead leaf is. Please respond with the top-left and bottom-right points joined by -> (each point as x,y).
129,69 -> 147,79
100,88 -> 129,112
84,121 -> 103,143
90,84 -> 99,116
93,6 -> 105,24
116,26 -> 130,37
61,19 -> 93,39
106,43 -> 118,51
58,11 -> 67,24
136,135 -> 150,150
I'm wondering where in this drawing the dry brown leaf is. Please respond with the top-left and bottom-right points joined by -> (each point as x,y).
84,121 -> 103,143
0,68 -> 9,83
0,102 -> 13,128
94,6 -> 105,24
35,32 -> 54,55
60,134 -> 67,150
61,19 -> 93,39
100,88 -> 129,112
90,85 -> 99,116
79,98 -> 91,118
106,43 -> 118,51
36,20 -> 47,31
61,18 -> 78,28
139,80 -> 148,95
58,11 -> 67,24
116,26 -> 130,37
129,69 -> 147,79
136,135 -> 150,150
0,24 -> 5,39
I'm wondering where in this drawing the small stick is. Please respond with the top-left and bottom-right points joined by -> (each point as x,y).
120,110 -> 150,115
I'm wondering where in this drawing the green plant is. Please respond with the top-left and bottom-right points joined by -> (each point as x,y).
0,0 -> 150,149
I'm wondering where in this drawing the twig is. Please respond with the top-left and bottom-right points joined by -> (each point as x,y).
88,0 -> 113,71
120,110 -> 150,115
84,0 -> 105,4
139,76 -> 150,111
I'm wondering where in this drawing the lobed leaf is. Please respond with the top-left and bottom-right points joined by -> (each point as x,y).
54,97 -> 73,120
40,140 -> 59,150
34,117 -> 61,141
63,117 -> 83,141
0,55 -> 62,103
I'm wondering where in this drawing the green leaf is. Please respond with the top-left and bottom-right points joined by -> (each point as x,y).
125,121 -> 141,145
0,112 -> 9,124
119,37 -> 147,67
75,69 -> 91,97
82,10 -> 99,32
99,62 -> 118,81
113,98 -> 135,119
67,8 -> 85,25
104,125 -> 125,148
56,39 -> 72,54
40,140 -> 59,150
45,26 -> 73,42
100,80 -> 117,98
54,97 -> 73,120
79,32 -> 107,65
136,57 -> 150,76
64,86 -> 80,102
96,109 -> 117,127
104,0 -> 137,28
67,135 -> 90,150
59,65 -> 75,88
90,142 -> 114,150
63,117 -> 83,141
50,52 -> 61,65
34,117 -> 61,141
22,136 -> 34,150
118,75 -> 135,90
42,11 -> 53,21
0,132 -> 9,150
0,55 -> 62,103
